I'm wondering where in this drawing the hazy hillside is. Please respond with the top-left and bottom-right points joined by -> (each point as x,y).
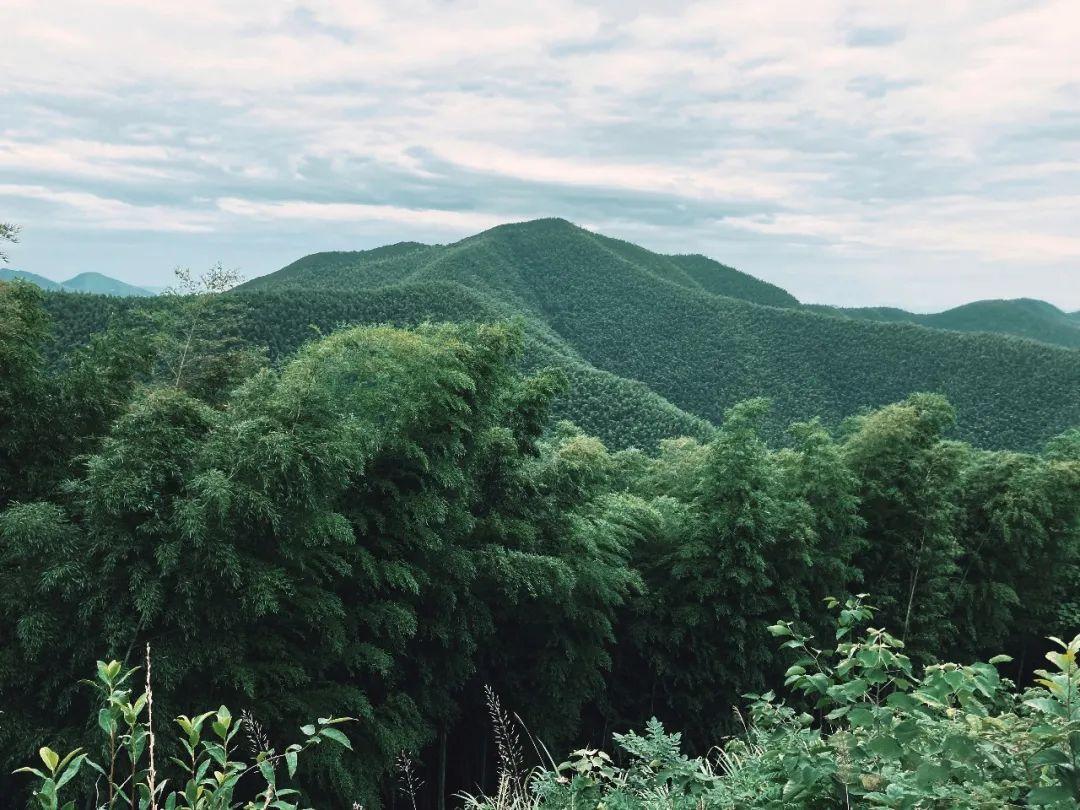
238,218 -> 1080,450
809,297 -> 1080,349
0,268 -> 61,290
0,268 -> 153,296
60,271 -> 153,296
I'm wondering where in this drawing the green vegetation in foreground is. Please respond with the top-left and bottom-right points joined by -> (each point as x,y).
16,656 -> 353,810
2,275 -> 1079,808
464,597 -> 1080,809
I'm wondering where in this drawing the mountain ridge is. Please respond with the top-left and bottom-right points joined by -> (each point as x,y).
243,219 -> 1075,349
807,296 -> 1080,349
236,218 -> 1080,450
0,268 -> 62,290
0,268 -> 153,296
21,218 -> 1080,450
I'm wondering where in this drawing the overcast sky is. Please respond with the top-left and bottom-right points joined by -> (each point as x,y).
2,1 -> 1078,310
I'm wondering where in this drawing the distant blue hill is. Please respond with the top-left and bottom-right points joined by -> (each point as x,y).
0,268 -> 62,290
0,268 -> 153,296
60,272 -> 154,296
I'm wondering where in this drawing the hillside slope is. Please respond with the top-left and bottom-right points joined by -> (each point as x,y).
39,284 -> 713,451
240,218 -> 1080,450
0,269 -> 153,296
240,226 -> 799,308
0,268 -> 61,290
60,272 -> 153,296
809,298 -> 1080,349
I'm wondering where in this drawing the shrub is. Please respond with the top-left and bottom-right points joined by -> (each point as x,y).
469,596 -> 1080,809
15,649 -> 353,810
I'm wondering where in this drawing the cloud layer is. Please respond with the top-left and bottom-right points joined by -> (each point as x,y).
1,0 -> 1078,310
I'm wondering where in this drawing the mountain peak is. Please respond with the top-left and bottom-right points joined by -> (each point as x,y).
60,272 -> 153,296
0,268 -> 153,296
471,217 -> 586,241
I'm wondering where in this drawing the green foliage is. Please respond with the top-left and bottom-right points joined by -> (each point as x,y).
4,262 -> 1080,807
950,446 -> 1080,661
843,394 -> 965,654
478,598 -> 1080,809
595,391 -> 1080,757
236,218 -> 1080,450
149,265 -> 266,403
0,281 -> 51,502
0,281 -> 152,506
14,656 -> 353,809
1,283 -> 638,805
602,400 -> 865,747
0,221 -> 18,263
38,281 -> 711,452
624,399 -> 804,742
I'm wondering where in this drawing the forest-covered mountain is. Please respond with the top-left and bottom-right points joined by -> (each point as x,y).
809,296 -> 1080,349
234,218 -> 1079,450
38,218 -> 1080,451
243,224 -> 1080,350
0,268 -> 153,296
41,285 -> 713,450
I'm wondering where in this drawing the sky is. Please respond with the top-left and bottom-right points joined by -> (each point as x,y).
1,1 -> 1078,311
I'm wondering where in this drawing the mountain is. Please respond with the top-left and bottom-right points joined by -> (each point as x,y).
28,218 -> 1080,450
240,232 -> 800,308
808,297 -> 1080,349
60,272 -> 154,296
234,218 -> 1080,450
0,268 -> 62,290
0,268 -> 152,296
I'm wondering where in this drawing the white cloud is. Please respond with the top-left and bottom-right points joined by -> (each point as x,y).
216,197 -> 510,233
727,194 -> 1080,264
0,184 -> 216,232
0,140 -> 180,182
0,0 -> 1078,306
428,142 -> 822,203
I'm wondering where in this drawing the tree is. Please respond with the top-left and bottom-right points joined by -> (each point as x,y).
611,399 -> 808,748
0,280 -> 51,505
474,424 -> 639,748
843,393 -> 963,655
950,446 -> 1080,667
0,318 -> 640,806
0,279 -> 151,507
152,264 -> 264,403
774,418 -> 865,636
0,222 -> 18,263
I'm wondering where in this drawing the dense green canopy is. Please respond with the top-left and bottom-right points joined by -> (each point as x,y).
2,275 -> 1079,807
